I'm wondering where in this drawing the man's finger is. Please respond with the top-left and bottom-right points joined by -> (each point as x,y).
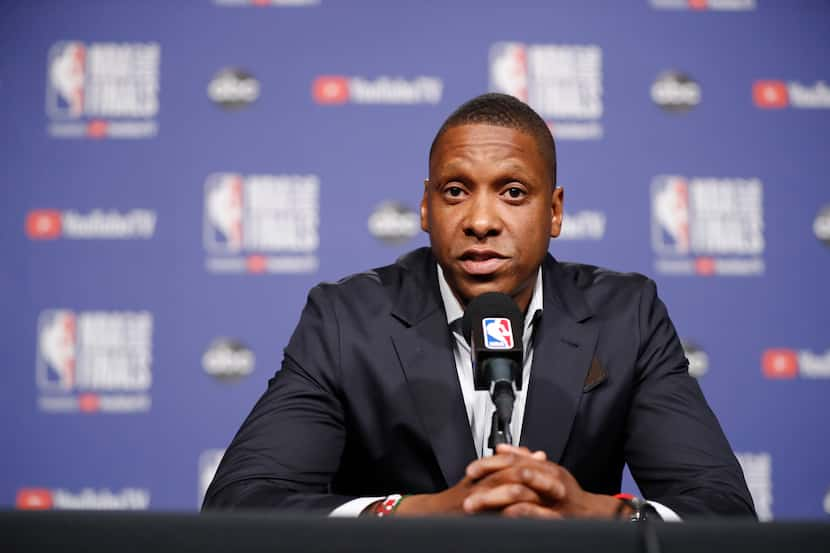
519,467 -> 566,500
495,444 -> 531,456
466,452 -> 519,480
470,464 -> 530,490
495,444 -> 547,461
462,484 -> 541,513
502,502 -> 564,519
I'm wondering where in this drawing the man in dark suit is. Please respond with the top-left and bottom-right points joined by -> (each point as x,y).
204,93 -> 755,519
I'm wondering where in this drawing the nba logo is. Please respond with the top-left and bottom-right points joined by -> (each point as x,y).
489,42 -> 528,102
47,41 -> 86,118
37,310 -> 77,391
204,173 -> 244,253
483,318 -> 514,350
651,175 -> 691,255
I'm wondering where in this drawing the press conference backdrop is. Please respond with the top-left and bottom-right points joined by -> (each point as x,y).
2,0 -> 828,519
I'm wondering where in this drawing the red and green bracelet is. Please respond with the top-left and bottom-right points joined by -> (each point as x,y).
371,494 -> 407,517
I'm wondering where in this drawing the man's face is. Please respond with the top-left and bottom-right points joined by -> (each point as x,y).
422,124 -> 563,312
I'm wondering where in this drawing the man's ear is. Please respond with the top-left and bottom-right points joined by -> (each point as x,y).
550,186 -> 564,238
420,179 -> 430,233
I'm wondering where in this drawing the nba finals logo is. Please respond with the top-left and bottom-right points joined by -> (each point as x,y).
490,42 -> 603,140
36,309 -> 153,413
203,173 -> 320,274
483,318 -> 514,350
651,175 -> 765,276
46,41 -> 160,139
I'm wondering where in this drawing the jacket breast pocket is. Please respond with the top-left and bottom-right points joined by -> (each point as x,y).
582,356 -> 608,393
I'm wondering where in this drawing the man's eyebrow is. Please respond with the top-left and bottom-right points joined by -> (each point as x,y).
496,162 -> 533,177
436,160 -> 471,174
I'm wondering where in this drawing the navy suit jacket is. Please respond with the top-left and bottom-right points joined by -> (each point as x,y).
203,247 -> 755,518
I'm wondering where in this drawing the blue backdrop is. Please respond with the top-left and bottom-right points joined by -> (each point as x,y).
2,0 -> 829,519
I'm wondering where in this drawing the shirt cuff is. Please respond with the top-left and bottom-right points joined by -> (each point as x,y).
328,496 -> 385,518
646,500 -> 682,522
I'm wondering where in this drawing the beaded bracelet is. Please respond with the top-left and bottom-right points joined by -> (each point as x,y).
372,494 -> 407,517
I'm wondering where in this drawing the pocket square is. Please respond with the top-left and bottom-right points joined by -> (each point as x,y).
583,356 -> 607,392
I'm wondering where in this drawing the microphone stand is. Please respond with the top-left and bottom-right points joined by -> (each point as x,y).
485,358 -> 517,450
488,411 -> 511,448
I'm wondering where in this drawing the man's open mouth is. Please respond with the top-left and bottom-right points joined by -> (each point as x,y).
458,250 -> 508,275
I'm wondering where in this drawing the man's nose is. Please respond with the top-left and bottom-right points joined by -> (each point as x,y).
463,193 -> 502,239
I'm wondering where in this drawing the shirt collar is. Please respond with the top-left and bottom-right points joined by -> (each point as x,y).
437,264 -> 544,350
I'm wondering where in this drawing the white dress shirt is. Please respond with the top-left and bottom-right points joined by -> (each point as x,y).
331,264 -> 679,521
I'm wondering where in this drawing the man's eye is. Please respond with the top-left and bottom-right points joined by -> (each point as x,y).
446,186 -> 464,197
506,187 -> 525,199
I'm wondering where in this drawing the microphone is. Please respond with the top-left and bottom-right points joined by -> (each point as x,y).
462,292 -> 524,448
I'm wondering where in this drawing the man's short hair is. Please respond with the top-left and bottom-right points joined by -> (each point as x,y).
429,93 -> 557,186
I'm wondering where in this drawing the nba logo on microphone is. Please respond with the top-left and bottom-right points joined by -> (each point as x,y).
483,318 -> 513,350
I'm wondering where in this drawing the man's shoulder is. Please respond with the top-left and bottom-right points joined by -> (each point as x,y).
555,259 -> 651,291
309,247 -> 434,310
550,258 -> 655,314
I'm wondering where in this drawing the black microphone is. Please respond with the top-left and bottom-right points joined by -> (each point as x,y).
462,292 -> 524,448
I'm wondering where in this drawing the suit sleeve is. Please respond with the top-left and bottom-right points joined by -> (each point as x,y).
624,278 -> 757,519
202,285 -> 357,513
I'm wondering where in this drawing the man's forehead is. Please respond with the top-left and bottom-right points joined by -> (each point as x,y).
437,157 -> 534,175
434,123 -> 535,148
429,124 -> 546,172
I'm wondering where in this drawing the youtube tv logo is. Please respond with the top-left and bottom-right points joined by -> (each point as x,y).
26,210 -> 62,239
762,348 -> 830,379
25,208 -> 156,240
312,76 -> 349,104
15,487 -> 151,509
753,81 -> 789,109
753,80 -> 830,109
311,75 -> 442,105
762,349 -> 798,379
16,488 -> 53,510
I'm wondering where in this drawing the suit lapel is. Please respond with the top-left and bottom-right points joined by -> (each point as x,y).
520,256 -> 598,463
388,249 -> 477,488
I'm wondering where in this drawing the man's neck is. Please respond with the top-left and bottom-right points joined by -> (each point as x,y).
436,265 -> 544,326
